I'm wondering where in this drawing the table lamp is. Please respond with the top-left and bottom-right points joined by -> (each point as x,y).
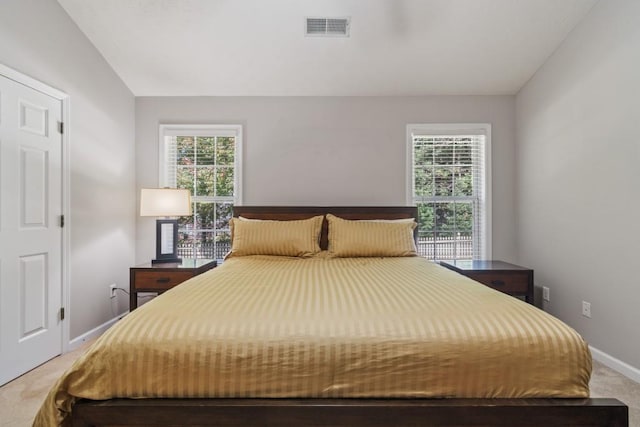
140,188 -> 192,264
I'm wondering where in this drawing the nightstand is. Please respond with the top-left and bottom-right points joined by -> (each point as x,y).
439,260 -> 534,304
129,258 -> 217,311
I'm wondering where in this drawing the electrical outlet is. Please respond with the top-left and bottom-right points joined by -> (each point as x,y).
109,284 -> 117,299
582,301 -> 591,318
542,286 -> 550,302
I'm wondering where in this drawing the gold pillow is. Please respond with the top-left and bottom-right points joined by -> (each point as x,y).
228,215 -> 323,257
327,214 -> 417,257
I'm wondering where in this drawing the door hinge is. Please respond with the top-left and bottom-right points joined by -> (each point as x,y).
60,307 -> 65,321
58,122 -> 64,134
60,215 -> 64,228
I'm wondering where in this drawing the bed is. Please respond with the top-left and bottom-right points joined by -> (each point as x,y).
34,206 -> 628,426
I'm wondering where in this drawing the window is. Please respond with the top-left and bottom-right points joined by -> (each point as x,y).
160,125 -> 242,260
407,124 -> 491,261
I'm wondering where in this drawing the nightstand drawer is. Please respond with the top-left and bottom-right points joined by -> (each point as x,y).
133,271 -> 195,290
130,259 -> 217,311
466,272 -> 529,294
439,260 -> 534,304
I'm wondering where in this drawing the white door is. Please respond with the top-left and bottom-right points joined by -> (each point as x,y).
0,74 -> 63,385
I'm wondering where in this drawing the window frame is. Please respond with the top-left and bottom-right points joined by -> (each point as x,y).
406,123 -> 492,260
159,124 -> 243,203
158,124 -> 243,259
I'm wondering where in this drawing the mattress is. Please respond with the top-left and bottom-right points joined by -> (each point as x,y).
34,254 -> 591,426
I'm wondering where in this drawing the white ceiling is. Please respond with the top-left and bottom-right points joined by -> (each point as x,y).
57,0 -> 598,96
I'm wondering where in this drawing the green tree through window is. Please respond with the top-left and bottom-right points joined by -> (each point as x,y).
409,125 -> 490,260
161,125 -> 242,260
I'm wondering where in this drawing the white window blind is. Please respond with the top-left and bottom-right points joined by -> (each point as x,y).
407,124 -> 491,260
159,125 -> 242,260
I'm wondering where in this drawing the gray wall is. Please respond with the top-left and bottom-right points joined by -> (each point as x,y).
136,96 -> 516,264
0,0 -> 136,338
516,0 -> 640,369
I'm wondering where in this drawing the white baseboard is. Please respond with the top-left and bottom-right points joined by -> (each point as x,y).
590,345 -> 640,384
67,311 -> 129,352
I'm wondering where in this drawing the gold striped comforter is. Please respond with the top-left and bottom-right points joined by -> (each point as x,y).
34,254 -> 591,426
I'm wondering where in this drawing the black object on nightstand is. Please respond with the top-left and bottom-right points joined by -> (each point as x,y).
439,260 -> 534,304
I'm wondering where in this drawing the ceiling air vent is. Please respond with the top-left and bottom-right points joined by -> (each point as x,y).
305,17 -> 350,37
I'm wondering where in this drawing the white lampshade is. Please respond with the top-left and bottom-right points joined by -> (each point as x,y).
140,188 -> 192,217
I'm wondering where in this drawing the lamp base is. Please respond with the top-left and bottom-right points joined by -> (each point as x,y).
151,257 -> 182,265
154,219 -> 181,264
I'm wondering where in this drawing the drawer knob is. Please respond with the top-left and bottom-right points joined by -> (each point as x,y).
491,279 -> 505,286
156,277 -> 171,283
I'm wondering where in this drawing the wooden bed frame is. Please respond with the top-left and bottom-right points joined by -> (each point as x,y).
71,206 -> 628,427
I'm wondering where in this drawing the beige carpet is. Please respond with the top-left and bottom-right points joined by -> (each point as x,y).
1,342 -> 638,426
0,340 -> 94,427
590,360 -> 640,426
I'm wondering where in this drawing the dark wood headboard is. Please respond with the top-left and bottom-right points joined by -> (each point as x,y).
233,206 -> 418,250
